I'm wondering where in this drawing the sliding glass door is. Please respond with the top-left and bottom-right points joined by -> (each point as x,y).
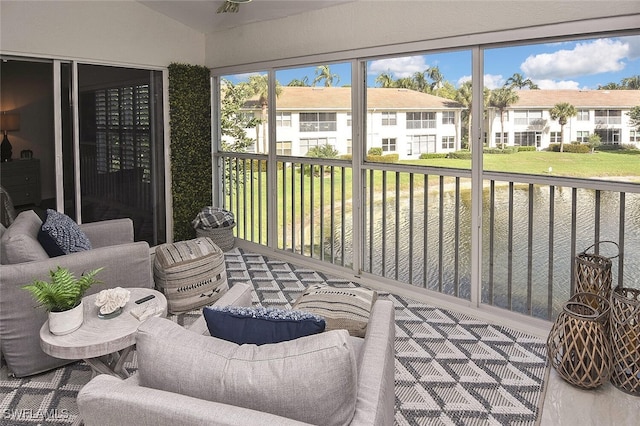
76,64 -> 165,245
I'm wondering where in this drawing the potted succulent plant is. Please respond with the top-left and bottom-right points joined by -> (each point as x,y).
23,266 -> 103,335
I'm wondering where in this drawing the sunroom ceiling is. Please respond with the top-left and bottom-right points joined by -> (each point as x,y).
138,0 -> 355,34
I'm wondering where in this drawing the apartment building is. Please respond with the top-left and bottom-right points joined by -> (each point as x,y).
487,89 -> 640,149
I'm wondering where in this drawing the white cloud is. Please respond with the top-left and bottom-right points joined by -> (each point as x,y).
368,56 -> 428,79
457,75 -> 471,86
483,74 -> 504,89
455,74 -> 503,89
533,79 -> 582,90
521,38 -> 628,80
621,35 -> 640,60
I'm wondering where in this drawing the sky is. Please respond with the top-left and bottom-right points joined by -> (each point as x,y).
230,35 -> 640,91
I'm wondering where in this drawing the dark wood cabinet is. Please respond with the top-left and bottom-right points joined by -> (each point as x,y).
0,159 -> 41,206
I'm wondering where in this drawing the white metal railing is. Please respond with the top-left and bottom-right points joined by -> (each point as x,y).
217,152 -> 639,321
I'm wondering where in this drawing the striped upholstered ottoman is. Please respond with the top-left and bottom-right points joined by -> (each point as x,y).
153,237 -> 228,314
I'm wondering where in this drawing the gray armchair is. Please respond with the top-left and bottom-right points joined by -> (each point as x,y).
77,297 -> 395,426
0,210 -> 153,377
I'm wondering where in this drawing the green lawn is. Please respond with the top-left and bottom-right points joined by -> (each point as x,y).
405,150 -> 640,180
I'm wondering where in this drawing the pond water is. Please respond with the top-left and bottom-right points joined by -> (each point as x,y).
338,185 -> 640,320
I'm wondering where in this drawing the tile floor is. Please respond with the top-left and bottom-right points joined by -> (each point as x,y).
540,369 -> 639,425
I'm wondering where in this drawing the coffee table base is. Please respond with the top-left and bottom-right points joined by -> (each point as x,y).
84,346 -> 133,379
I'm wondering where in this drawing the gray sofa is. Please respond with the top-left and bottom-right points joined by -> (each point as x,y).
0,210 -> 152,377
77,291 -> 396,426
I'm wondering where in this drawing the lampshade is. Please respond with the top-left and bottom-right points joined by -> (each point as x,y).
0,113 -> 20,132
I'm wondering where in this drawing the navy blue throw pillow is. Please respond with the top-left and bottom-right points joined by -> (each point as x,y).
203,305 -> 326,345
37,209 -> 92,257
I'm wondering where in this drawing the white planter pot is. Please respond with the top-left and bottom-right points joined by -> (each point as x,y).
48,300 -> 84,335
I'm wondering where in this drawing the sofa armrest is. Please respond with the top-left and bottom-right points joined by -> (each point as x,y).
188,282 -> 253,335
350,299 -> 396,426
80,218 -> 135,248
0,241 -> 152,377
78,374 -> 309,426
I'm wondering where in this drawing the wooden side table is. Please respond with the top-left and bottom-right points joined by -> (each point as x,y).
40,288 -> 167,378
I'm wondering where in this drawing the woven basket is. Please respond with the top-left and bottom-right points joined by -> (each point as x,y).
609,287 -> 640,395
574,241 -> 619,301
547,293 -> 611,389
196,223 -> 236,252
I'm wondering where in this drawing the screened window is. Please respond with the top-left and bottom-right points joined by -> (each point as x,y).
277,141 -> 292,155
495,132 -> 508,146
442,111 -> 455,125
631,130 -> 640,143
408,134 -> 436,155
550,132 -> 561,143
406,112 -> 436,129
595,110 -> 622,125
300,112 -> 337,132
577,110 -> 589,121
382,112 -> 396,126
276,112 -> 291,127
514,131 -> 540,146
346,112 -> 352,127
382,138 -> 396,152
300,137 -> 336,155
595,128 -> 621,144
441,136 -> 455,149
514,110 -> 543,126
576,131 -> 589,143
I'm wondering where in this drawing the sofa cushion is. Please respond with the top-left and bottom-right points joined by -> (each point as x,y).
0,210 -> 48,264
37,209 -> 92,257
203,305 -> 325,345
292,284 -> 378,337
136,317 -> 357,425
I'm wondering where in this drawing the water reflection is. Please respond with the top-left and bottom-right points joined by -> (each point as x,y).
337,185 -> 639,320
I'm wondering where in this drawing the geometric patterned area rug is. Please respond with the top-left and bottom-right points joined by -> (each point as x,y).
0,248 -> 548,426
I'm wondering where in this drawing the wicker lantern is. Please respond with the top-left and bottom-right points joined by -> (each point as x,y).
547,293 -> 611,389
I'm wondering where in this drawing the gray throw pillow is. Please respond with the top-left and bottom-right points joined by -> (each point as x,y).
38,209 -> 92,256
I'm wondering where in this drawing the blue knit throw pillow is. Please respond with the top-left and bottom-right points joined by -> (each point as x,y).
203,305 -> 326,345
37,209 -> 92,257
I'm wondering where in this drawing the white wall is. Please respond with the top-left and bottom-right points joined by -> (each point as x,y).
0,1 -> 204,67
205,1 -> 640,68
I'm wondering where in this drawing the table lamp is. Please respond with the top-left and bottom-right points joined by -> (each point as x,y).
0,112 -> 20,162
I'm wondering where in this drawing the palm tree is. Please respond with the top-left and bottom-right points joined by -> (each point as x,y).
621,75 -> 640,90
426,66 -> 443,92
549,102 -> 577,153
455,81 -> 473,148
506,73 -> 539,89
413,71 -> 428,92
287,77 -> 309,87
488,87 -> 519,149
375,73 -> 395,88
247,74 -> 282,153
313,65 -> 340,87
598,82 -> 622,90
395,77 -> 415,90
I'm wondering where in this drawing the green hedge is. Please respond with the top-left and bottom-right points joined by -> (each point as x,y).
366,154 -> 399,163
168,63 -> 212,241
483,146 -> 519,154
448,151 -> 472,160
419,153 -> 448,159
517,146 -> 537,152
548,143 -> 590,153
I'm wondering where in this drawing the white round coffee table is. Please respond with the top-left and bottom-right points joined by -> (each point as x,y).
40,288 -> 167,378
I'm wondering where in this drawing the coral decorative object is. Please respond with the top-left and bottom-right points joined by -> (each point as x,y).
95,287 -> 131,317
